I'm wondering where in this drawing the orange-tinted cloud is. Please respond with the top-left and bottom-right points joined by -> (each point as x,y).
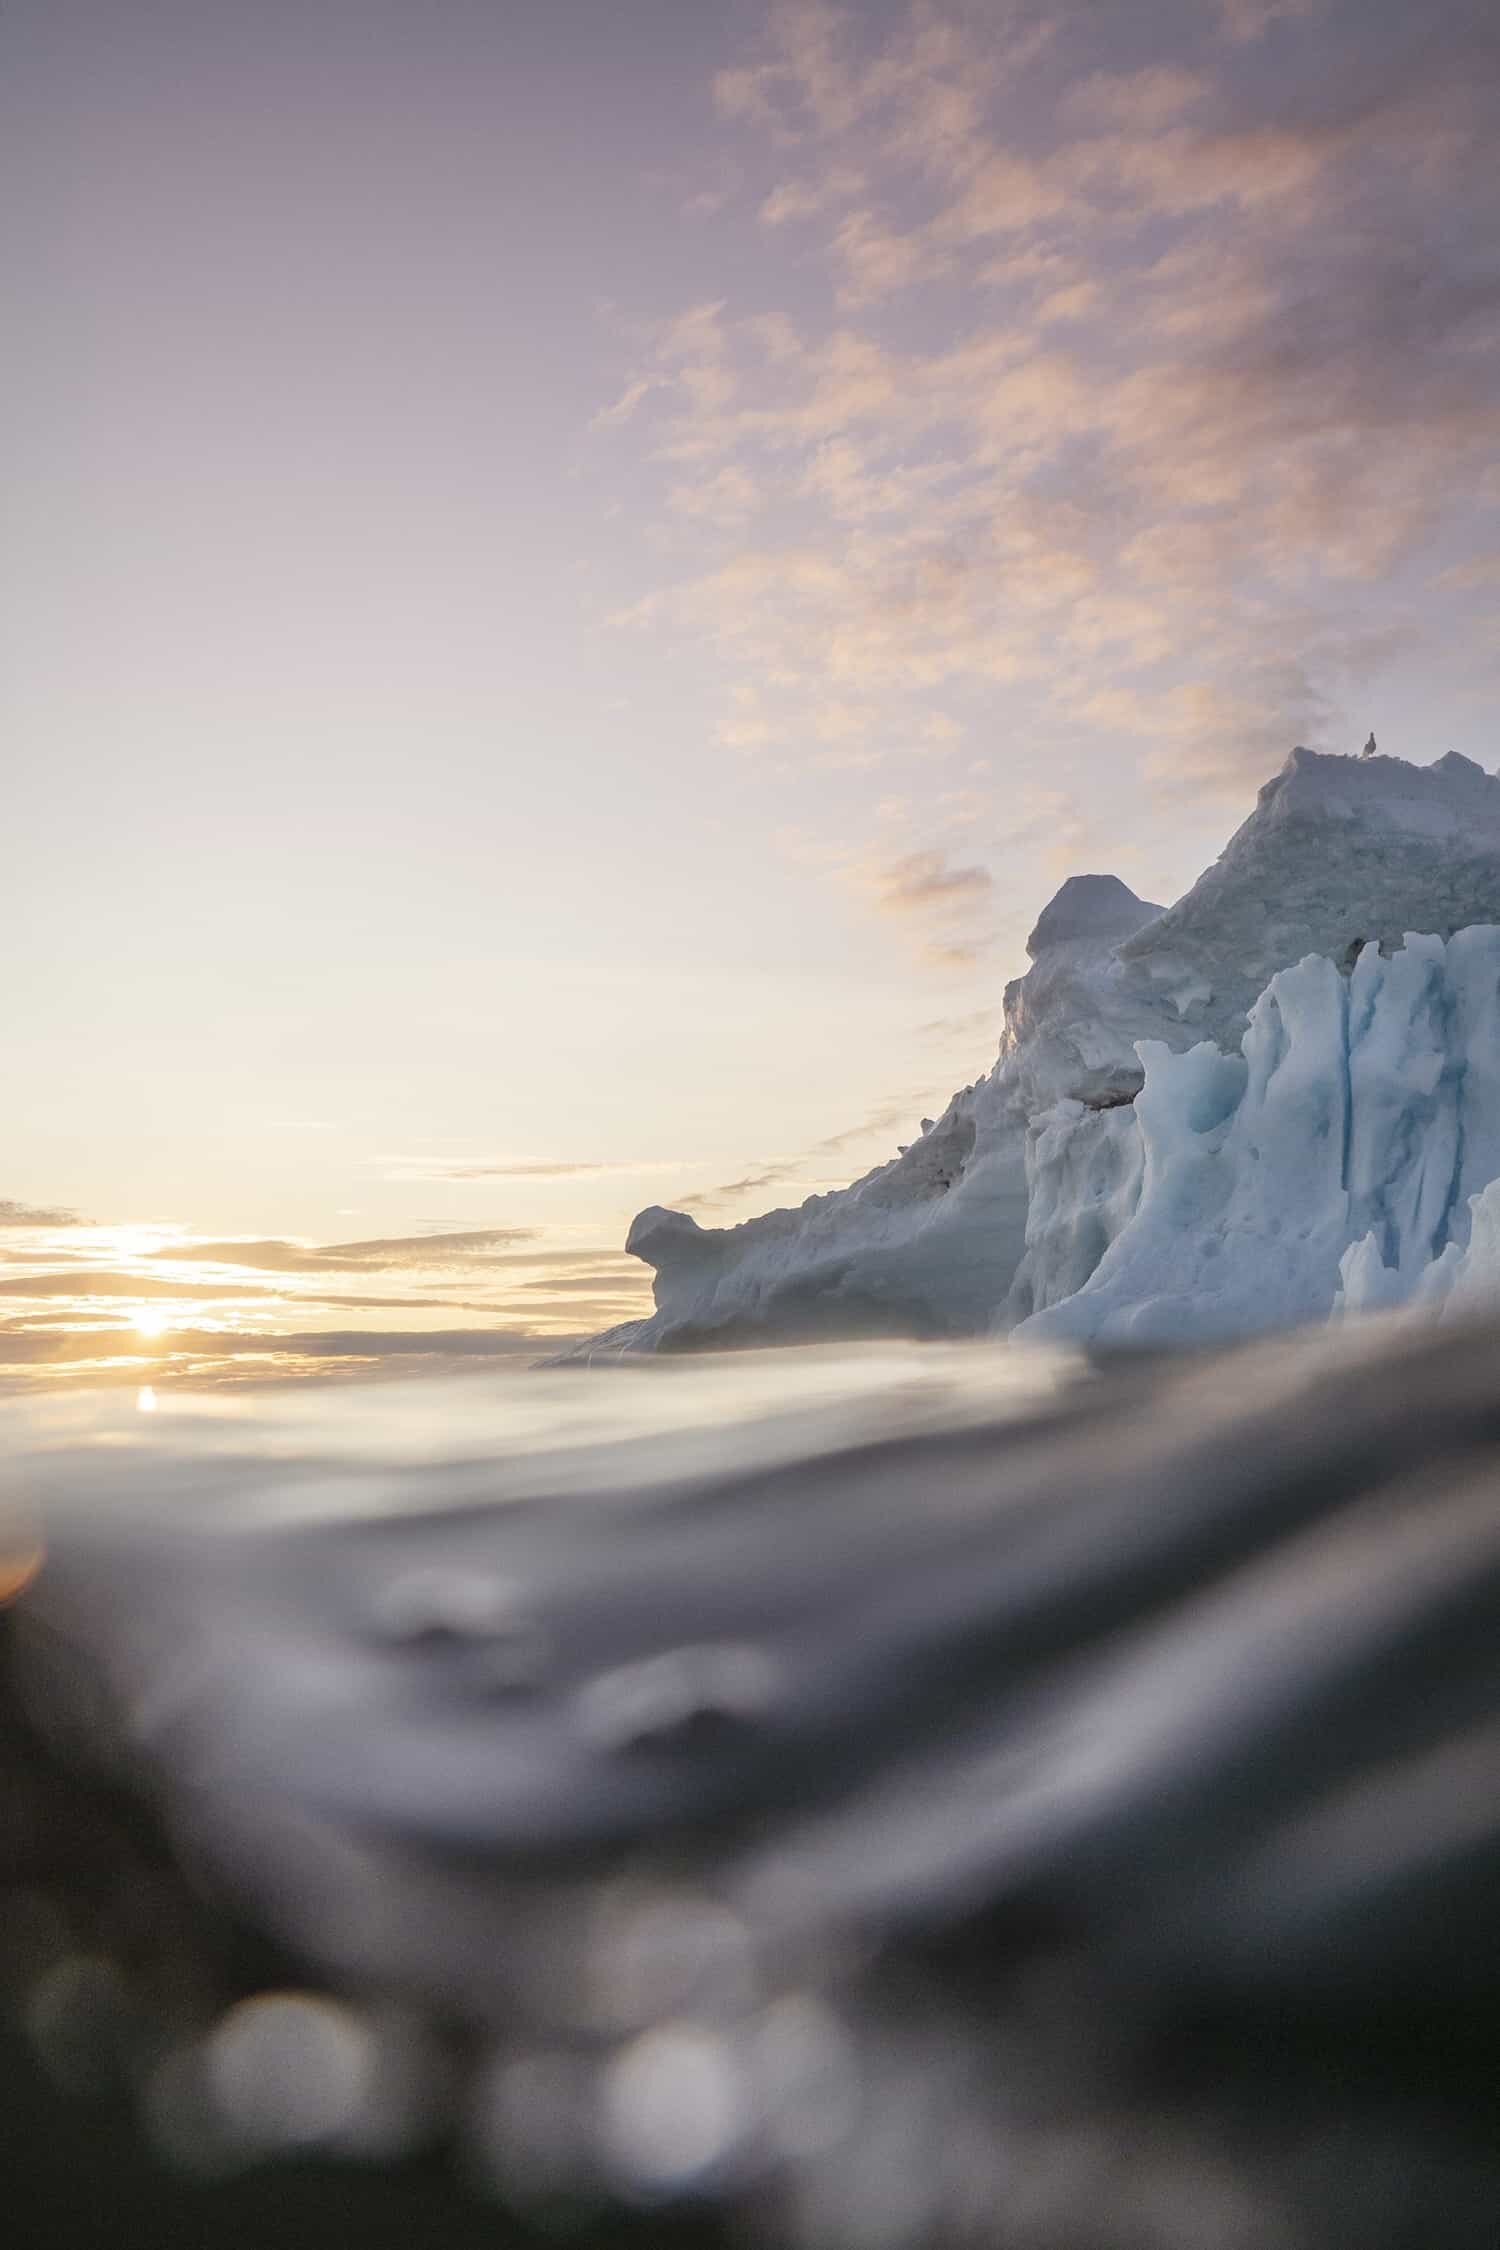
598,0 -> 1500,820
857,847 -> 992,918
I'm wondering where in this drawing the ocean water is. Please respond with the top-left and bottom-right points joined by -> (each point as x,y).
3,1325 -> 1499,2249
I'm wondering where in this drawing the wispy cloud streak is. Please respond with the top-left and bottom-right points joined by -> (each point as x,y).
154,1228 -> 535,1273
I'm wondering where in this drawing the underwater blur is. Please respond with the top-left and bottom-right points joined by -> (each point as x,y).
3,1321 -> 1499,2249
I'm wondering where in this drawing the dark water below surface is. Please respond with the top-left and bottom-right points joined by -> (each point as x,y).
3,1326 -> 1499,2249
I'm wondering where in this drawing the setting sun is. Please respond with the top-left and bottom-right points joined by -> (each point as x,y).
132,1307 -> 169,1339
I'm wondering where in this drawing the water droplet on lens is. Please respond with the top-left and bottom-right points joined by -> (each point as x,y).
600,2020 -> 749,2192
206,1991 -> 377,2154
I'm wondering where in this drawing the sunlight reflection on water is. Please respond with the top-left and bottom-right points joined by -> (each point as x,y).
2,1339 -> 1082,1528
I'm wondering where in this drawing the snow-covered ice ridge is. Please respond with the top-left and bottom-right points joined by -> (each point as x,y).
577,748 -> 1500,1356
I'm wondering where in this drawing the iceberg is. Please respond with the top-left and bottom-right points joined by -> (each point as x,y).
578,748 -> 1500,1356
1022,928 -> 1500,1343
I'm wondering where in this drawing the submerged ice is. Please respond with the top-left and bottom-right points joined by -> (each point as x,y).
579,748 -> 1500,1356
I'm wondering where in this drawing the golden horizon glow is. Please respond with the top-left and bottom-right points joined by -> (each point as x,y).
4,0 -> 1496,1411
0,1222 -> 655,1397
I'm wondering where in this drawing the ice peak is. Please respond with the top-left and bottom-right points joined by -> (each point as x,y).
1025,873 -> 1162,959
1255,744 -> 1500,838
1433,751 -> 1487,780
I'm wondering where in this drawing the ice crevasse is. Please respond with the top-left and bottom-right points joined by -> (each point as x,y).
575,748 -> 1500,1356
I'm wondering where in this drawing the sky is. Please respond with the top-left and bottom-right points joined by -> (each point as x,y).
2,0 -> 1497,1388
